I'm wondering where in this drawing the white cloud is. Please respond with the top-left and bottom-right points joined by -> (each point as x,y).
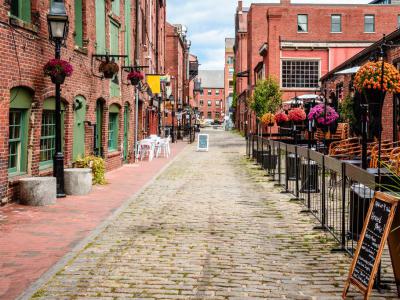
167,0 -> 372,70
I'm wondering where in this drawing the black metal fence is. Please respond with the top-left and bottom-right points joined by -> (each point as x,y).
247,134 -> 377,256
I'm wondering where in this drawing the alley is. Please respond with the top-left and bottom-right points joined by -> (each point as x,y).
25,130 -> 397,299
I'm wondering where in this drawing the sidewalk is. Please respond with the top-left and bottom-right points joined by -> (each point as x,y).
0,141 -> 187,300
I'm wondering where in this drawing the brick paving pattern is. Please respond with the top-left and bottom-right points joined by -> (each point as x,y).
29,130 -> 399,299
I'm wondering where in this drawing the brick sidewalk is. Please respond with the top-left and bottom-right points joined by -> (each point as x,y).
0,141 -> 187,300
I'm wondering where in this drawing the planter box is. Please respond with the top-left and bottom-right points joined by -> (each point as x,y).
19,177 -> 56,206
64,168 -> 92,196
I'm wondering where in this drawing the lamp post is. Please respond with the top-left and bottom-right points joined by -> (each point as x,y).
168,95 -> 175,143
47,0 -> 69,198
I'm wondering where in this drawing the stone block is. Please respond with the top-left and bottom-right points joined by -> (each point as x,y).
64,168 -> 92,196
19,177 -> 56,206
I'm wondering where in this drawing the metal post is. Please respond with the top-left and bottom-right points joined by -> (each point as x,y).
307,148 -> 311,210
158,96 -> 162,136
341,162 -> 347,250
278,143 -> 282,185
53,41 -> 65,198
134,88 -> 139,159
321,156 -> 327,228
295,146 -> 299,199
171,105 -> 175,143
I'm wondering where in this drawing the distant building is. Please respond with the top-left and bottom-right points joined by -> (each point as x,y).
370,0 -> 400,4
224,38 -> 235,118
197,71 -> 225,121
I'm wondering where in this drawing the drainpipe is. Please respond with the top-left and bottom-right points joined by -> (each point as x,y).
134,0 -> 140,159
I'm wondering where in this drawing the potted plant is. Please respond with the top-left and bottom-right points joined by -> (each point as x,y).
274,111 -> 289,127
261,112 -> 275,127
99,60 -> 119,79
127,70 -> 144,86
308,104 -> 339,133
43,59 -> 73,84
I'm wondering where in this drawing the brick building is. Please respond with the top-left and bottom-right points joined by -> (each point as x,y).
234,0 -> 400,135
224,38 -> 235,118
0,0 -> 168,204
321,29 -> 400,142
197,70 -> 225,122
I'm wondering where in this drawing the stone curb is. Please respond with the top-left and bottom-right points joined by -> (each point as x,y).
17,143 -> 190,300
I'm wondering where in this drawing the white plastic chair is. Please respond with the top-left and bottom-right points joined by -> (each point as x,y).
156,138 -> 171,158
139,140 -> 155,161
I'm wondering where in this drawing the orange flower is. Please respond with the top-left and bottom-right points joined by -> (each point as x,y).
354,61 -> 400,93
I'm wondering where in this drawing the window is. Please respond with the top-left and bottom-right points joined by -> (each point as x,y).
215,112 -> 220,119
108,104 -> 120,152
110,20 -> 120,97
9,88 -> 31,175
216,89 -> 220,95
207,100 -> 212,107
364,15 -> 375,33
200,89 -> 204,95
207,112 -> 212,119
40,98 -> 65,168
229,68 -> 234,75
216,100 -> 220,107
200,100 -> 204,106
229,81 -> 233,88
398,15 -> 400,29
331,15 -> 341,33
207,89 -> 212,96
95,0 -> 106,54
74,0 -> 83,47
281,60 -> 319,88
10,0 -> 31,23
227,56 -> 234,64
297,14 -> 308,33
124,0 -> 131,64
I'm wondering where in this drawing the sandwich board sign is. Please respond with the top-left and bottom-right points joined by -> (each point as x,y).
343,191 -> 400,299
197,134 -> 209,152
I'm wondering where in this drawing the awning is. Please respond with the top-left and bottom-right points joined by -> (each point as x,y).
335,66 -> 360,75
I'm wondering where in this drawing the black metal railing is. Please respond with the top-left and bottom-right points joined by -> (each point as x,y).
247,134 -> 379,256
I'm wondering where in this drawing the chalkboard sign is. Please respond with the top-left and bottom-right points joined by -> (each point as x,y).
343,192 -> 399,299
197,134 -> 209,152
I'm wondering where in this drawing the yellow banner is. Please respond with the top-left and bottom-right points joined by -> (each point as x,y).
146,75 -> 161,94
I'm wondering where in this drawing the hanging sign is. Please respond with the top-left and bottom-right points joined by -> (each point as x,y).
343,192 -> 399,299
197,134 -> 209,152
146,75 -> 161,94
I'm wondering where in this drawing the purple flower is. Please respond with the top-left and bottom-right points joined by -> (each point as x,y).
308,104 -> 339,126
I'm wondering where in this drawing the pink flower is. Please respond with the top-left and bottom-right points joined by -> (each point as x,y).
127,71 -> 144,80
275,112 -> 289,123
308,104 -> 339,126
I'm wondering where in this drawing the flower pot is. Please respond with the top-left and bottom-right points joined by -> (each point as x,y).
51,74 -> 66,84
130,77 -> 140,86
103,71 -> 116,79
363,88 -> 386,105
364,89 -> 386,138
99,61 -> 119,79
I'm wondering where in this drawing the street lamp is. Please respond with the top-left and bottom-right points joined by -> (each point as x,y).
168,95 -> 175,143
47,0 -> 69,198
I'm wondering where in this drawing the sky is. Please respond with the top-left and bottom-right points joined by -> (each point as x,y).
167,0 -> 371,70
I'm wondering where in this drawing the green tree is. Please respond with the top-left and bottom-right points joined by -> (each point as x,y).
250,77 -> 282,119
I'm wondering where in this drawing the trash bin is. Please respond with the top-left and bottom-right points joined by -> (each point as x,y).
300,160 -> 319,193
349,183 -> 375,241
287,153 -> 300,181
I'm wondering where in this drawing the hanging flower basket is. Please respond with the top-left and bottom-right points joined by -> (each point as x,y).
261,112 -> 275,127
99,61 -> 119,79
274,111 -> 289,126
354,61 -> 400,103
288,107 -> 306,124
127,70 -> 144,86
43,59 -> 73,84
308,104 -> 339,128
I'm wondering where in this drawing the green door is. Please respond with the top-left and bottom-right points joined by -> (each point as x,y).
73,96 -> 86,161
123,104 -> 129,162
96,100 -> 104,157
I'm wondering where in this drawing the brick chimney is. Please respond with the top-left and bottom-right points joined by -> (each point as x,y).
238,0 -> 243,12
281,0 -> 290,5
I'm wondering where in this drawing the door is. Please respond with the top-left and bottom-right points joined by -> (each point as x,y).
95,100 -> 104,157
123,104 -> 129,162
73,96 -> 86,161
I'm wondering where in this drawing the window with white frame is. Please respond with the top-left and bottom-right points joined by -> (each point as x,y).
208,100 -> 212,107
364,15 -> 375,33
207,89 -> 212,95
281,60 -> 319,88
297,14 -> 308,33
331,15 -> 341,33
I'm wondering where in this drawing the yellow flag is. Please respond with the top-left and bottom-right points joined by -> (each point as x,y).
146,75 -> 161,94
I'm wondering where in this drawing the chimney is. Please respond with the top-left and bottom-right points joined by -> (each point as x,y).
281,0 -> 290,5
238,0 -> 243,12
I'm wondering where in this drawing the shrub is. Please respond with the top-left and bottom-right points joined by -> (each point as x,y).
75,155 -> 107,185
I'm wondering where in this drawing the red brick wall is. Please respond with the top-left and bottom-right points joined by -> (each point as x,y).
198,88 -> 225,121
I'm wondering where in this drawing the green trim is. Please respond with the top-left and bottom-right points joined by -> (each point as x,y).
108,112 -> 119,152
123,104 -> 129,161
109,103 -> 120,113
124,0 -> 131,65
72,96 -> 86,161
8,109 -> 29,175
112,0 -> 120,16
110,20 -> 120,97
95,0 -> 106,54
10,87 -> 32,109
95,100 -> 104,156
74,0 -> 83,48
11,0 -> 31,23
43,97 -> 66,111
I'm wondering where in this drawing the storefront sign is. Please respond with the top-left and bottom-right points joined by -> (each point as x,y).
197,134 -> 209,152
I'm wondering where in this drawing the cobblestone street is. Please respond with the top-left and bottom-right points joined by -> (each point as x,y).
26,130 -> 398,300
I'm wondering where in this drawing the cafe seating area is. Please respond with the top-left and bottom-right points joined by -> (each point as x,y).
137,135 -> 172,161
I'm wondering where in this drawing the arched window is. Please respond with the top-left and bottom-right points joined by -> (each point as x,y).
9,87 -> 32,175
40,98 -> 66,168
108,104 -> 120,152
